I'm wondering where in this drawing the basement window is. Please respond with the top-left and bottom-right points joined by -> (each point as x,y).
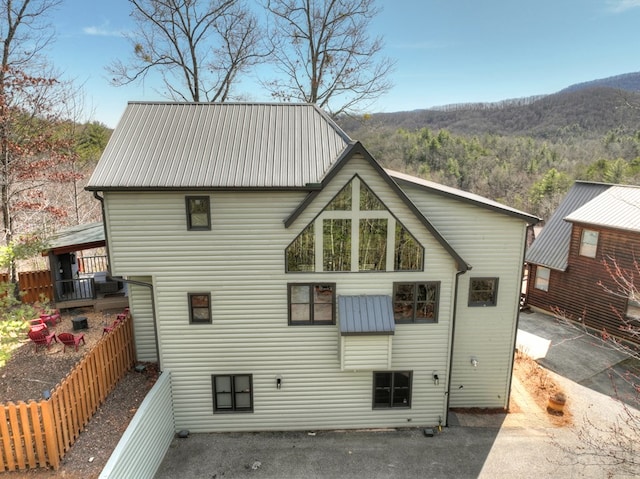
212,374 -> 253,412
373,371 -> 412,409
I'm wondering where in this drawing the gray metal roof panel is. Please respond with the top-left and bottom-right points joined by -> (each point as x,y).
525,182 -> 611,270
46,222 -> 105,251
386,169 -> 540,224
87,102 -> 351,190
565,185 -> 640,233
338,295 -> 395,336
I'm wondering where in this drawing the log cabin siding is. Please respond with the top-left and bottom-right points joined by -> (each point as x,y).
103,155 -> 459,432
527,223 -> 640,343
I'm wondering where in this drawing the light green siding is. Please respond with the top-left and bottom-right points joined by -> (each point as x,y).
340,335 -> 392,371
103,155 -> 457,432
400,183 -> 527,408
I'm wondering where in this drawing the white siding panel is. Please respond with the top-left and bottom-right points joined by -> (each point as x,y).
128,277 -> 157,362
103,156 -> 459,431
341,335 -> 392,371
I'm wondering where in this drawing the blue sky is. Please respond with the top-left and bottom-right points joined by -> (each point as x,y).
50,0 -> 640,128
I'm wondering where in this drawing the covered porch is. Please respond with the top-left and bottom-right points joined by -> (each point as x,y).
43,222 -> 129,311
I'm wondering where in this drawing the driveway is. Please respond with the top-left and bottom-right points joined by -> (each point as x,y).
154,311 -> 640,479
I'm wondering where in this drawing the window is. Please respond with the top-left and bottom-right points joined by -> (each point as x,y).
626,293 -> 640,320
284,176 -> 424,272
469,278 -> 498,306
288,283 -> 336,325
212,375 -> 253,412
579,229 -> 599,258
373,371 -> 412,408
188,293 -> 211,323
186,196 -> 211,230
534,267 -> 550,292
393,282 -> 439,322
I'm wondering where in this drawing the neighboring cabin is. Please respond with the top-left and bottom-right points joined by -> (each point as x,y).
86,102 -> 539,433
525,181 -> 640,344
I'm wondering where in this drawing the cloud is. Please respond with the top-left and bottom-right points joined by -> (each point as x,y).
607,0 -> 640,12
83,23 -> 123,37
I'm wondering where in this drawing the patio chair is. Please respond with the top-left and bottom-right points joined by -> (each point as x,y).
27,329 -> 57,352
102,318 -> 122,335
28,318 -> 48,333
40,309 -> 61,327
57,332 -> 86,352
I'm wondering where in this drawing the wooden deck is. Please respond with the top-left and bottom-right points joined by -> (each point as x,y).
55,293 -> 129,312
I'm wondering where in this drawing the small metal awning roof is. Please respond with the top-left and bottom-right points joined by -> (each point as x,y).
43,222 -> 105,255
338,295 -> 395,336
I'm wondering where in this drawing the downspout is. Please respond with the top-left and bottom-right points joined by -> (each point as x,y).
92,191 -> 111,273
92,191 -> 162,371
444,268 -> 468,424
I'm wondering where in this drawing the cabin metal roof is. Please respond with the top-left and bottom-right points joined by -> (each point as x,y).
338,295 -> 395,336
87,102 -> 351,190
565,185 -> 640,233
386,169 -> 540,224
525,182 -> 611,271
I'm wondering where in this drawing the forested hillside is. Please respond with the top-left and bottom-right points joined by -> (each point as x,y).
338,86 -> 640,220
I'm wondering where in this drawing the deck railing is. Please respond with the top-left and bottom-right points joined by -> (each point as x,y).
77,255 -> 108,275
0,315 -> 135,472
54,278 -> 96,302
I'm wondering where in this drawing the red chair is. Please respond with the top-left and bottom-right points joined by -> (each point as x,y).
28,318 -> 48,333
27,329 -> 57,352
57,332 -> 86,352
40,309 -> 61,327
103,319 -> 122,335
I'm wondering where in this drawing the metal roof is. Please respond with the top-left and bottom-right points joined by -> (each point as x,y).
565,185 -> 640,233
387,169 -> 540,224
45,222 -> 105,254
525,182 -> 611,271
87,102 -> 351,190
338,295 -> 395,336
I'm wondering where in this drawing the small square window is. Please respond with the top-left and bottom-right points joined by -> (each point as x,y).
288,283 -> 336,325
534,267 -> 550,292
469,277 -> 499,307
212,374 -> 253,412
186,196 -> 211,230
189,293 -> 211,323
373,371 -> 412,409
579,229 -> 598,258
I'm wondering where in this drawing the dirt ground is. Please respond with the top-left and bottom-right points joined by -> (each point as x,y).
1,311 -> 569,478
1,308 -> 158,479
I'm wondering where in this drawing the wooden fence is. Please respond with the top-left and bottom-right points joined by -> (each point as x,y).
0,316 -> 135,472
0,270 -> 53,303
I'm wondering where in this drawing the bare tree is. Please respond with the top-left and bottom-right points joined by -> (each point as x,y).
109,0 -> 269,102
551,254 -> 640,474
264,0 -> 395,116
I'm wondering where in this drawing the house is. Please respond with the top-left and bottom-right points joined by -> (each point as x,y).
86,102 -> 539,432
525,181 -> 640,344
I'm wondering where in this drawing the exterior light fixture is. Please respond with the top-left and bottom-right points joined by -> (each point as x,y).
276,375 -> 282,389
432,372 -> 439,385
470,357 -> 479,368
